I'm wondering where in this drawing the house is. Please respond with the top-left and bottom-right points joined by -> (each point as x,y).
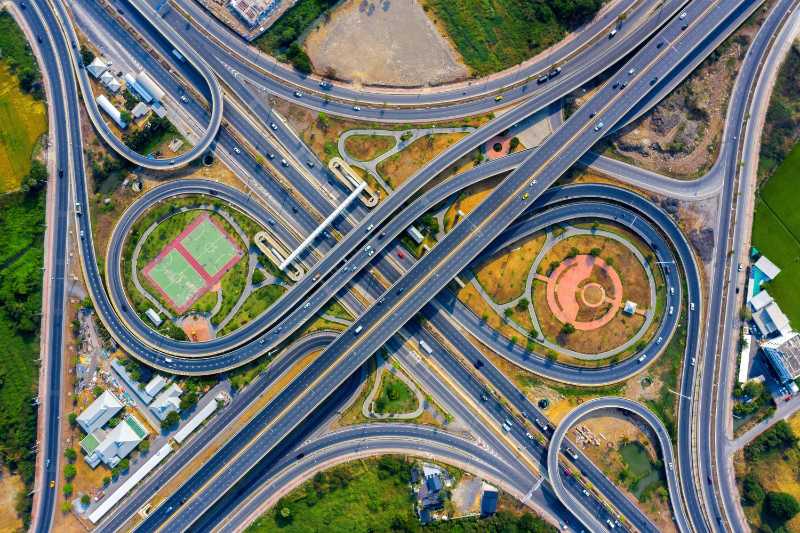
100,71 -> 121,94
144,307 -> 162,326
124,73 -> 153,104
96,95 -> 127,129
762,333 -> 800,388
753,302 -> 791,338
480,482 -> 499,516
407,225 -> 425,245
150,383 -> 182,421
82,415 -> 148,468
77,390 -> 123,434
754,255 -> 781,281
131,102 -> 150,121
749,290 -> 773,312
144,375 -> 167,399
86,57 -> 108,79
623,301 -> 637,315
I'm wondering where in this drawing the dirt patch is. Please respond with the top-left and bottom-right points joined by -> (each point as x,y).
343,134 -> 396,161
181,314 -> 213,341
304,0 -> 468,87
473,232 -> 546,304
377,133 -> 468,188
0,470 -> 23,531
443,175 -> 503,231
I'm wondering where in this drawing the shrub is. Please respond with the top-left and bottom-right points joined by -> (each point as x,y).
64,448 -> 77,462
63,464 -> 76,481
741,473 -> 764,505
764,491 -> 800,523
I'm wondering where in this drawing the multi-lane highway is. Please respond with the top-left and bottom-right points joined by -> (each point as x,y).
26,0 -> 799,530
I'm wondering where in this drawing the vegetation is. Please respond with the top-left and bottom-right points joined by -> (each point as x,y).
744,421 -> 798,461
758,44 -> 800,179
732,379 -> 771,417
0,187 -> 45,526
122,115 -> 178,156
374,372 -> 418,414
420,0 -> 604,75
253,0 -> 338,73
246,456 -> 554,532
0,11 -> 44,99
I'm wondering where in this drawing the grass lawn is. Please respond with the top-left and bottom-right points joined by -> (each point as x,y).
375,371 -> 418,415
0,189 -> 45,525
752,143 -> 800,328
377,133 -> 468,189
0,64 -> 46,192
420,0 -> 605,75
219,284 -> 286,336
343,134 -> 396,161
618,441 -> 665,501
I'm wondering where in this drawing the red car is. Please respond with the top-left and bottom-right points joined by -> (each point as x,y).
397,251 -> 405,259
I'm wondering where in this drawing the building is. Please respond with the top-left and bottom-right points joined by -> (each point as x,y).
124,73 -> 153,104
144,307 -> 162,326
96,94 -> 127,129
623,301 -> 637,315
407,225 -> 425,245
480,482 -> 499,516
77,390 -> 123,434
753,302 -> 791,338
135,71 -> 165,103
762,333 -> 800,387
82,415 -> 148,468
754,255 -> 781,281
100,71 -> 121,93
150,383 -> 182,421
131,102 -> 149,120
749,289 -> 773,312
86,57 -> 108,79
229,0 -> 276,27
144,375 -> 167,399
738,329 -> 752,383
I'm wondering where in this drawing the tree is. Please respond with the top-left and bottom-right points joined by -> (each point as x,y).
764,491 -> 800,523
516,298 -> 529,311
63,483 -> 73,498
509,137 -> 520,150
161,410 -> 180,430
64,448 -> 77,462
103,476 -> 111,486
504,308 -> 514,319
61,501 -> 72,513
561,323 -> 576,335
119,458 -> 130,472
93,386 -> 103,398
80,46 -> 95,66
80,494 -> 91,506
741,473 -> 764,505
546,350 -> 557,362
68,413 -> 77,427
138,439 -> 150,454
567,247 -> 580,259
120,110 -> 132,124
589,247 -> 601,257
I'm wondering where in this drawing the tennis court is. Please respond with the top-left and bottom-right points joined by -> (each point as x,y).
145,249 -> 206,310
180,217 -> 240,277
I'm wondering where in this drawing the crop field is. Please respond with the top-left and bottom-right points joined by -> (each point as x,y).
0,64 -> 46,192
752,144 -> 800,327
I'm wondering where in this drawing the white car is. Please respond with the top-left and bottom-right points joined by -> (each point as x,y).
594,121 -> 604,131
294,91 -> 302,98
679,11 -> 688,19
270,123 -> 278,131
233,146 -> 241,154
180,95 -> 188,103
690,302 -> 696,311
352,106 -> 361,111
628,68 -> 636,75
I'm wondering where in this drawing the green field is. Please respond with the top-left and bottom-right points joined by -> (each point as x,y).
375,372 -> 418,414
246,456 -> 556,532
180,217 -> 239,277
420,0 -> 604,75
0,189 -> 45,525
752,143 -> 800,328
147,249 -> 206,309
619,441 -> 665,501
219,284 -> 286,336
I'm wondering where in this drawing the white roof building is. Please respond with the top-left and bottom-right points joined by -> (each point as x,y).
96,94 -> 127,129
77,390 -> 123,434
150,383 -> 182,421
135,71 -> 165,103
144,375 -> 167,399
407,225 -> 425,244
623,301 -> 637,315
86,57 -> 108,79
84,415 -> 148,468
754,255 -> 781,280
144,307 -> 162,326
753,302 -> 791,338
750,290 -> 773,312
105,77 -> 122,93
131,102 -> 150,120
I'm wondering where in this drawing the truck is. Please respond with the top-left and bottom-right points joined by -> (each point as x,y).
354,325 -> 363,335
419,340 -> 433,355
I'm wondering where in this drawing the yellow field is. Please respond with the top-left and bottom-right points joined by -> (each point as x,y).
0,64 -> 47,193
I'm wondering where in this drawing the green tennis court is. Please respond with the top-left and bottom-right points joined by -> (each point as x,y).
180,217 -> 239,277
147,249 -> 206,309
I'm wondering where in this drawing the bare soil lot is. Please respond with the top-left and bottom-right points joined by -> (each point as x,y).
304,0 -> 468,87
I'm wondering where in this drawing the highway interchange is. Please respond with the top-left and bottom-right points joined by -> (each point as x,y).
22,0 -> 800,531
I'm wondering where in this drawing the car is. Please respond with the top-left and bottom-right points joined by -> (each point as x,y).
270,122 -> 278,131
480,392 -> 489,401
352,106 -> 361,111
307,160 -> 315,168
180,95 -> 188,103
737,263 -> 743,272
502,423 -> 511,432
367,249 -> 374,256
691,357 -> 696,366
529,180 -> 537,187
494,95 -> 504,102
690,302 -> 696,311
294,91 -> 303,98
612,81 -> 620,89
620,81 -> 628,88
606,519 -> 616,529
638,354 -> 646,363
594,121 -> 604,131
589,111 -> 596,118
628,68 -> 636,75
474,359 -> 484,369
296,453 -> 305,460
49,480 -> 55,488
303,303 -> 310,309
656,336 -> 663,345
521,192 -> 529,200
526,432 -> 534,439
679,11 -> 688,19
397,251 -> 405,259
670,287 -> 675,295
656,41 -> 664,49
36,34 -> 42,43
366,224 -> 374,232
537,75 -> 548,84
548,67 -> 561,78
58,168 -> 64,178
609,28 -> 618,38
46,459 -> 50,467
19,2 -> 25,8
281,158 -> 288,166
681,23 -> 688,30
319,80 -> 331,89
267,153 -> 275,159
669,306 -> 674,315
396,287 -> 405,295
650,76 -> 658,85
79,230 -> 85,238
504,418 -> 514,427
582,489 -> 590,497
379,231 -> 386,239
268,218 -> 275,225
233,146 -> 241,154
